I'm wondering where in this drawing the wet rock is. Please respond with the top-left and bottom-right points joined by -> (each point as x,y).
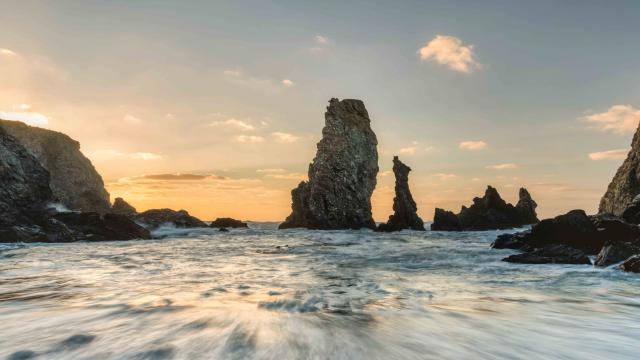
53,212 -> 151,241
596,241 -> 640,266
111,197 -> 137,216
524,210 -> 602,254
210,217 -> 248,228
431,186 -> 538,231
621,194 -> 640,224
279,98 -> 378,230
134,208 -> 207,229
377,156 -> 425,232
620,255 -> 640,273
219,227 -> 229,232
503,244 -> 590,264
491,231 -> 532,251
0,119 -> 111,214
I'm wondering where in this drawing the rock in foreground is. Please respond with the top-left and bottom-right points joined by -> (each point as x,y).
134,209 -> 207,229
279,98 -> 379,230
621,255 -> 640,273
431,186 -> 538,231
503,244 -> 590,264
210,218 -> 248,228
377,156 -> 424,232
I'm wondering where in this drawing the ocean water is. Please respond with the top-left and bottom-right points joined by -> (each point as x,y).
1,223 -> 639,360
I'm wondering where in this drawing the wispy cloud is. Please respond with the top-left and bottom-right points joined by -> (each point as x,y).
123,114 -> 142,124
398,141 -> 434,155
257,168 -> 286,173
0,48 -> 17,56
435,173 -> 457,180
271,131 -> 299,143
265,172 -> 306,180
223,69 -> 241,77
131,152 -> 162,160
209,117 -> 255,131
0,111 -> 49,126
418,35 -> 480,73
136,173 -> 225,181
588,149 -> 628,161
235,135 -> 265,143
584,105 -> 640,135
281,79 -> 294,87
459,140 -> 488,150
486,163 -> 518,170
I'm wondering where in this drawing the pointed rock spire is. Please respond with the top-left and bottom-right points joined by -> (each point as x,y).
377,156 -> 425,232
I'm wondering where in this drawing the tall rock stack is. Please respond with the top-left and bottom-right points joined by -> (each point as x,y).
515,188 -> 538,224
378,156 -> 425,232
599,122 -> 640,216
279,98 -> 379,229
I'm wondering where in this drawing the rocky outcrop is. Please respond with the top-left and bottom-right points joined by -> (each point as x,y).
599,122 -> 640,216
596,241 -> 640,266
279,98 -> 379,230
111,197 -> 137,216
52,212 -> 150,241
0,119 -> 111,214
431,186 -> 538,231
134,209 -> 207,229
621,195 -> 640,224
210,218 -> 248,228
621,255 -> 640,273
377,156 -> 424,232
503,244 -> 590,265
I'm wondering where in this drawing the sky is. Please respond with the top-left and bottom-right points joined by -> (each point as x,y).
1,0 -> 640,221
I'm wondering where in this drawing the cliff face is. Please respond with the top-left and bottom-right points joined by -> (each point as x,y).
280,98 -> 379,229
378,156 -> 425,231
0,119 -> 111,214
599,123 -> 640,216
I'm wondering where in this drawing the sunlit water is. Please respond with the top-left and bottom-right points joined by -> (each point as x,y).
1,223 -> 639,360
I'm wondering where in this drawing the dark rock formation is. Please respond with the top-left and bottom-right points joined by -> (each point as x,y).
503,244 -> 590,265
0,119 -> 111,214
491,231 -> 532,251
621,195 -> 640,224
524,210 -> 602,254
279,98 -> 379,230
377,156 -> 425,232
210,217 -> 248,228
596,241 -> 640,266
111,197 -> 137,216
134,209 -> 207,229
599,122 -> 640,216
621,255 -> 640,273
53,212 -> 151,241
431,186 -> 538,231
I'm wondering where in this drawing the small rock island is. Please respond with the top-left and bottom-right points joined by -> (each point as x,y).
377,156 -> 425,232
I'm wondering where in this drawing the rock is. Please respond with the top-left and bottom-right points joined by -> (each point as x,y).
431,186 -> 538,231
0,119 -> 111,214
431,208 -> 461,231
491,231 -> 532,251
53,212 -> 151,241
503,244 -> 591,265
590,214 -> 640,243
279,98 -> 378,230
525,210 -> 602,254
596,241 -> 640,266
621,194 -> 640,224
134,208 -> 207,229
218,227 -> 229,232
377,156 -> 425,232
599,122 -> 640,216
111,197 -> 137,216
210,217 -> 248,228
620,255 -> 640,273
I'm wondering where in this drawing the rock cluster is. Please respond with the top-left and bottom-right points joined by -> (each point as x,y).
377,156 -> 424,232
134,209 -> 207,229
0,119 -> 111,214
431,186 -> 538,231
279,98 -> 379,230
210,218 -> 248,228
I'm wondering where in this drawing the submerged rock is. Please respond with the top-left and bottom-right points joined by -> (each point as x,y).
620,255 -> 640,273
210,217 -> 248,228
431,186 -> 538,231
503,244 -> 590,265
134,208 -> 207,229
0,119 -> 111,214
377,156 -> 425,232
279,98 -> 379,230
111,197 -> 137,216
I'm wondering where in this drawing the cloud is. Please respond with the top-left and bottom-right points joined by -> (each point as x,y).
418,35 -> 480,73
0,111 -> 49,126
459,140 -> 488,150
137,173 -> 225,181
379,170 -> 393,177
399,146 -> 418,155
398,141 -> 434,155
257,168 -> 286,173
123,114 -> 142,124
131,152 -> 162,160
588,149 -> 628,161
209,118 -> 255,131
584,105 -> 640,135
436,173 -> 457,180
0,48 -> 16,56
315,35 -> 330,45
486,163 -> 518,170
282,79 -> 294,87
223,69 -> 241,77
265,172 -> 306,180
235,135 -> 265,143
12,104 -> 31,111
271,131 -> 299,143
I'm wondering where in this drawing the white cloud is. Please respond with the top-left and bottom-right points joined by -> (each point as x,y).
265,172 -> 306,180
379,170 -> 393,177
399,146 -> 418,155
315,35 -> 330,45
486,163 -> 518,170
282,79 -> 294,87
271,131 -> 299,143
418,35 -> 480,73
585,105 -> 640,135
0,111 -> 49,126
123,114 -> 142,124
209,118 -> 255,131
459,140 -> 488,150
436,173 -> 457,180
257,168 -> 286,173
588,149 -> 628,161
131,152 -> 162,160
235,135 -> 265,143
12,104 -> 31,111
0,48 -> 16,56
223,69 -> 241,77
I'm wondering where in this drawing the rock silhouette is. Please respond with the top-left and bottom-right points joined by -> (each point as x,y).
210,218 -> 248,228
279,98 -> 379,230
0,119 -> 111,214
134,208 -> 207,229
111,197 -> 137,216
431,186 -> 538,231
377,156 -> 424,232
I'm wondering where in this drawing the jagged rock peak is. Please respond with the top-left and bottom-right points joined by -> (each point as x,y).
0,119 -> 111,214
599,121 -> 640,216
516,187 -> 538,224
377,156 -> 425,232
111,197 -> 137,216
279,98 -> 379,230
